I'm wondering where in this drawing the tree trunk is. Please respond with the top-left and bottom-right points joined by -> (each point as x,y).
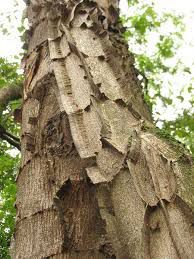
12,0 -> 194,258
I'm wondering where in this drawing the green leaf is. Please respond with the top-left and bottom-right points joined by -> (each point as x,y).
176,96 -> 184,102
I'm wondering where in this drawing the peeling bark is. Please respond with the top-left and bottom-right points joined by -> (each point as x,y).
13,0 -> 194,258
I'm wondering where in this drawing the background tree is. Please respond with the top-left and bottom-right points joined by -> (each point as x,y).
121,0 -> 194,153
0,58 -> 22,258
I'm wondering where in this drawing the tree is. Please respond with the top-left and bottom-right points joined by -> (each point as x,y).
0,58 -> 22,259
7,0 -> 194,258
121,0 -> 194,153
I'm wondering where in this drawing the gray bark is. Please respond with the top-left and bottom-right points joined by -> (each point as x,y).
13,0 -> 194,258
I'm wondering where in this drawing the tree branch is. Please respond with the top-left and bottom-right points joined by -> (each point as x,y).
0,124 -> 21,151
4,130 -> 20,142
0,84 -> 22,113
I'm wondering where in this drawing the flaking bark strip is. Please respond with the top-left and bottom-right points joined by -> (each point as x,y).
24,51 -> 40,99
85,5 -> 150,119
53,180 -> 72,251
61,24 -> 103,99
127,130 -> 141,163
159,199 -> 193,259
48,11 -> 103,159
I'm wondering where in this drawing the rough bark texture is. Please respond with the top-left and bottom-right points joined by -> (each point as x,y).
13,0 -> 194,258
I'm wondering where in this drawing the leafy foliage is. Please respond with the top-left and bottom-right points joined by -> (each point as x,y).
0,154 -> 19,259
122,0 -> 194,153
0,58 -> 22,135
0,58 -> 21,258
163,110 -> 194,154
0,58 -> 22,89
